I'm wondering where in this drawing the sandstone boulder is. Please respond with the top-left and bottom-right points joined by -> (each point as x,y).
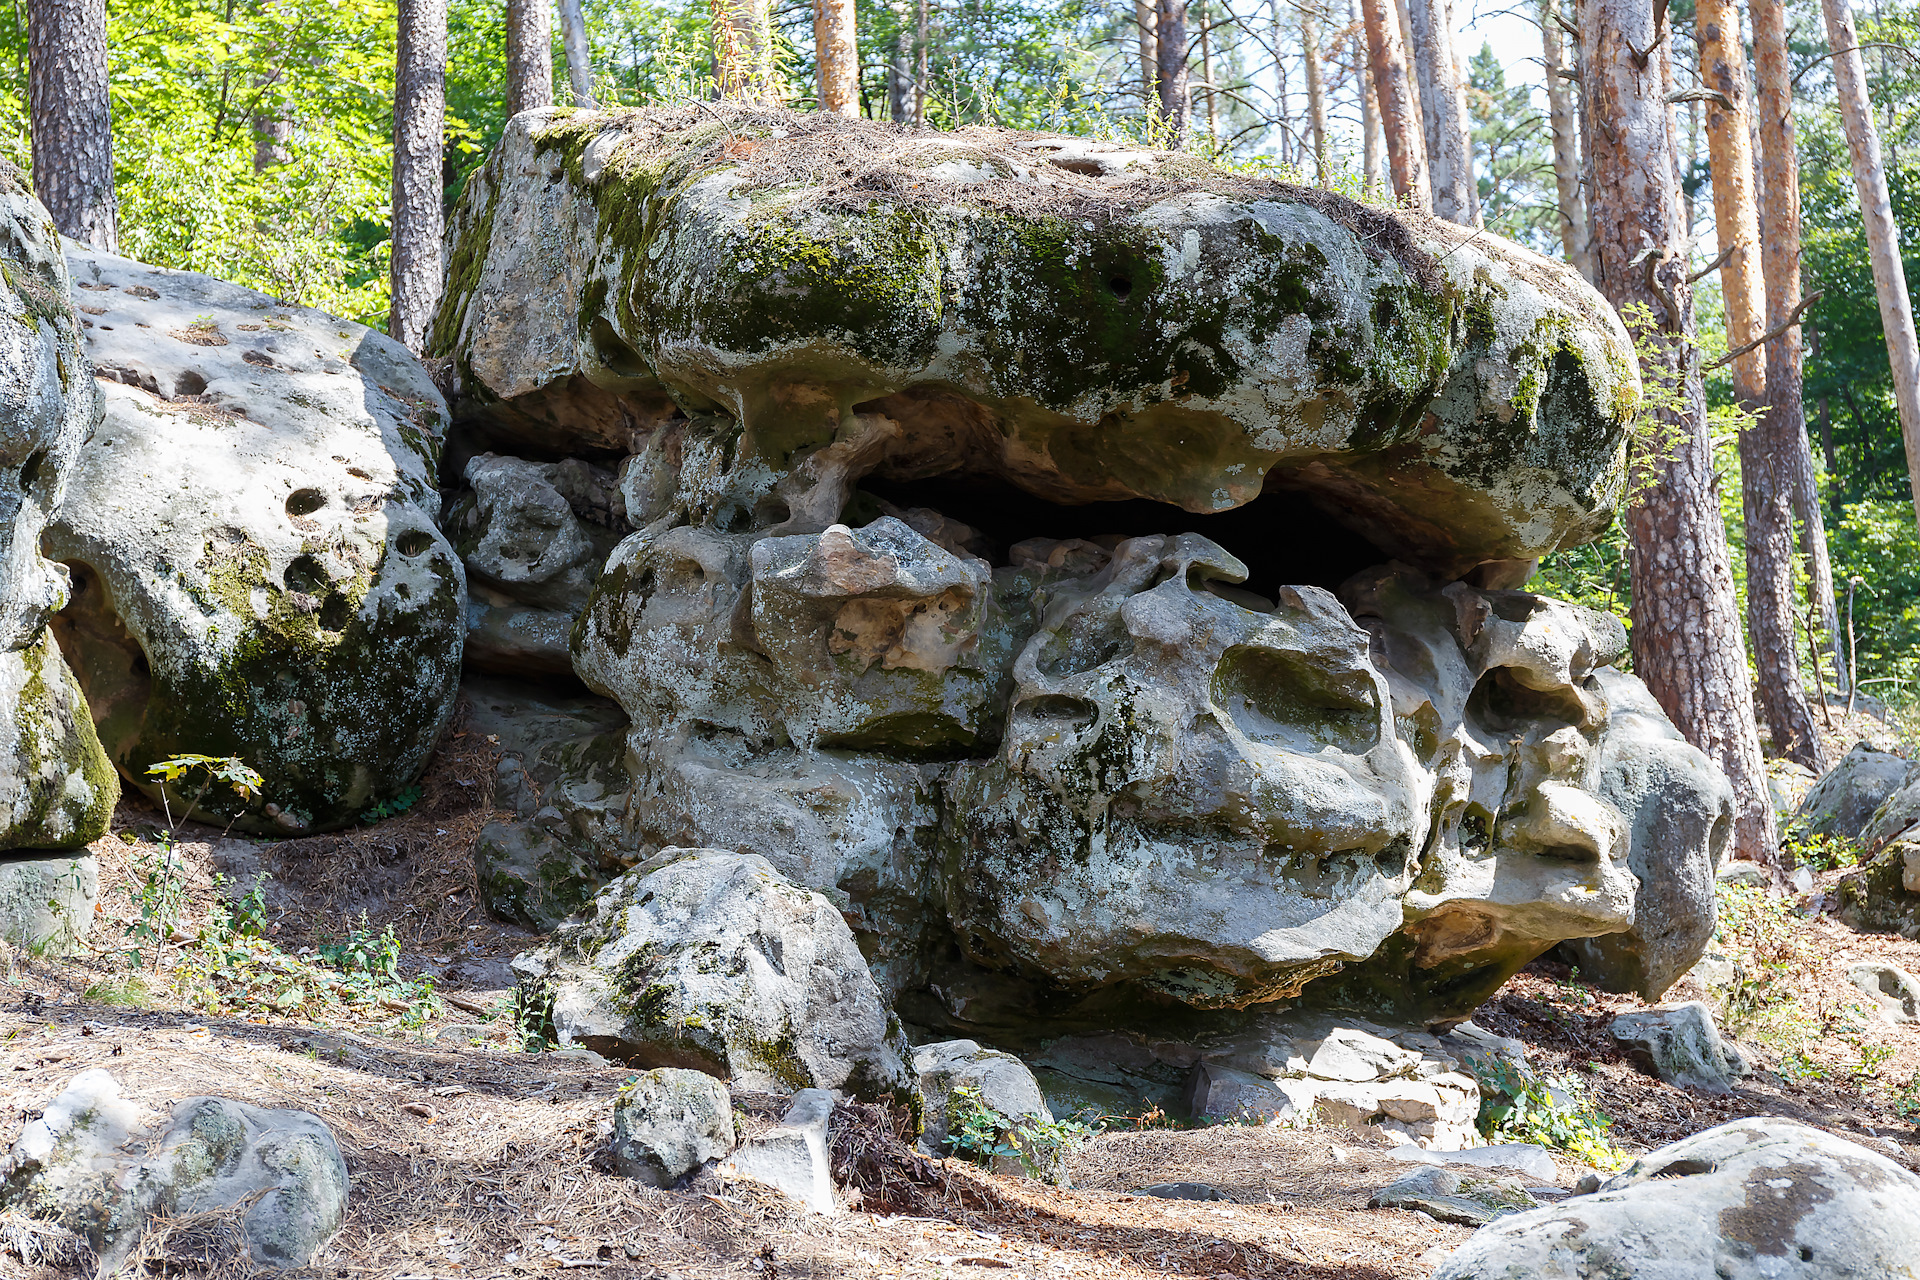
45,246 -> 465,832
1432,1118 -> 1920,1279
1834,838 -> 1920,938
0,169 -> 117,853
1369,1164 -> 1538,1227
718,1088 -> 837,1214
1609,1002 -> 1748,1095
0,851 -> 96,953
1795,742 -> 1914,841
606,1067 -> 736,1186
512,849 -> 920,1109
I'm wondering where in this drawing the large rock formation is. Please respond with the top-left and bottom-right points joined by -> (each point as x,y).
45,246 -> 466,832
0,169 -> 118,862
434,108 -> 1723,1046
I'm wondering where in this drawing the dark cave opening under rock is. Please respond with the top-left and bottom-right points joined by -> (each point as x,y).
851,473 -> 1395,598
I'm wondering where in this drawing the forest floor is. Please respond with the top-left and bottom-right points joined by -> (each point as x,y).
5,705 -> 1920,1280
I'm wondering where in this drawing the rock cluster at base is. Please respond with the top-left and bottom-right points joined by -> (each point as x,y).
1795,742 -> 1914,841
1432,1118 -> 1920,1279
1,1069 -> 348,1270
44,245 -> 465,833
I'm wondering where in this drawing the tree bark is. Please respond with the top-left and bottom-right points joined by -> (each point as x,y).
1754,0 -> 1844,695
887,15 -> 910,123
1354,0 -> 1383,190
1137,0 -> 1159,114
26,0 -> 116,251
1822,0 -> 1920,531
1539,0 -> 1590,277
1403,0 -> 1475,223
1302,3 -> 1328,182
505,0 -> 553,117
712,0 -> 776,103
392,0 -> 447,351
1199,1 -> 1218,143
815,0 -> 859,116
1700,0 -> 1824,770
1582,0 -> 1779,866
915,0 -> 928,125
558,0 -> 593,106
1358,0 -> 1429,206
1157,0 -> 1191,144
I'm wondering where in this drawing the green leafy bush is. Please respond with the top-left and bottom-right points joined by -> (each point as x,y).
1468,1057 -> 1629,1171
941,1080 -> 1090,1180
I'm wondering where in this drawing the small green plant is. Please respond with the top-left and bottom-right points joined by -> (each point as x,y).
942,1080 -> 1092,1181
1469,1058 -> 1630,1171
359,785 -> 423,824
316,911 -> 401,979
122,846 -> 190,972
144,754 -> 264,836
1780,823 -> 1860,872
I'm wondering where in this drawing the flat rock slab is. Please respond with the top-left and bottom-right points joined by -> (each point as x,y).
1369,1165 -> 1538,1227
1609,1001 -> 1749,1095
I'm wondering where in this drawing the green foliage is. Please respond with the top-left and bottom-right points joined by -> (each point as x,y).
1713,881 -> 1822,1053
1467,1056 -> 1629,1171
317,910 -> 403,979
144,754 -> 265,836
942,1079 -> 1091,1179
1780,822 -> 1860,872
360,785 -> 423,824
120,846 -> 191,972
1464,41 -> 1557,254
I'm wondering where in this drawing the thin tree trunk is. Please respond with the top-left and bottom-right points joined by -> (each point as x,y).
1199,2 -> 1217,143
1359,0 -> 1429,205
1354,0 -> 1383,190
1137,0 -> 1159,114
1822,0 -> 1920,533
815,0 -> 858,116
1582,0 -> 1779,866
1403,0 -> 1474,223
1539,0 -> 1590,277
1701,0 -> 1824,770
1755,0 -> 1844,694
915,0 -> 928,124
712,0 -> 775,102
1302,3 -> 1328,181
558,0 -> 593,106
887,3 -> 910,122
505,0 -> 553,117
1157,0 -> 1190,144
252,80 -> 292,171
392,0 -> 446,351
1272,0 -> 1293,167
26,0 -> 116,251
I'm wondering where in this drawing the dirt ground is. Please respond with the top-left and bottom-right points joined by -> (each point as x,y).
5,714 -> 1920,1280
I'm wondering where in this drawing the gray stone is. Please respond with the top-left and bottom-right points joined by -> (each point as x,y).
433,1022 -> 492,1044
1384,1143 -> 1558,1184
1716,861 -> 1773,889
1768,760 -> 1818,820
1609,1002 -> 1749,1095
0,852 -> 97,954
1181,1061 -> 1297,1122
914,1040 -> 1052,1155
448,453 -> 625,615
0,170 -> 118,851
1559,667 -> 1734,1000
1369,1164 -> 1538,1227
2,1069 -> 347,1270
1433,1118 -> 1920,1279
718,1088 -> 836,1214
1836,838 -> 1920,938
47,244 -> 465,833
607,1068 -> 736,1187
512,849 -> 919,1108
1847,962 -> 1920,1022
1308,1072 -> 1481,1150
1137,1182 -> 1234,1201
1795,742 -> 1914,841
1306,1029 -> 1424,1083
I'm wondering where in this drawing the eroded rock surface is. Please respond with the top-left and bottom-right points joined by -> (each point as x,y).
0,169 -> 117,854
44,246 -> 465,833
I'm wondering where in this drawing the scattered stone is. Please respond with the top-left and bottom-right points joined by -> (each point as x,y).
1847,962 -> 1920,1022
2,1069 -> 348,1270
0,172 -> 118,853
1716,860 -> 1773,889
432,1023 -> 492,1045
717,1089 -> 837,1214
1434,1118 -> 1920,1279
1137,1182 -> 1235,1202
1384,1143 -> 1559,1184
607,1068 -> 736,1187
1306,1029 -> 1424,1082
1609,1002 -> 1749,1094
48,244 -> 464,833
1835,838 -> 1920,938
0,852 -> 97,955
1767,760 -> 1818,819
914,1040 -> 1053,1159
1310,1072 -> 1481,1151
512,849 -> 919,1108
1369,1165 -> 1538,1227
1795,742 -> 1915,840
1181,1062 -> 1298,1123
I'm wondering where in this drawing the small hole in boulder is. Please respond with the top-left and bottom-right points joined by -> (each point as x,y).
19,449 -> 46,491
286,488 -> 327,517
1108,276 -> 1133,299
395,530 -> 434,558
284,554 -> 328,594
318,593 -> 352,632
174,371 -> 208,396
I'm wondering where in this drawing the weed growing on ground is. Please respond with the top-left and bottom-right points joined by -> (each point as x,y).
1713,882 -> 1822,1055
943,1080 -> 1094,1180
1468,1057 -> 1630,1171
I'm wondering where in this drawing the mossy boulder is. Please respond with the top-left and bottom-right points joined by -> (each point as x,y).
43,246 -> 466,833
0,166 -> 118,851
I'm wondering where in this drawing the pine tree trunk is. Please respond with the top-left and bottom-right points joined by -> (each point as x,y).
505,0 -> 553,117
1302,5 -> 1328,182
25,0 -> 116,251
1582,0 -> 1779,866
815,0 -> 859,116
1199,2 -> 1217,143
1157,0 -> 1191,143
1137,0 -> 1159,114
1701,0 -> 1823,770
1539,0 -> 1590,277
1403,0 -> 1475,223
558,0 -> 593,106
1358,0 -> 1429,205
1822,0 -> 1920,531
712,0 -> 776,103
1354,0 -> 1383,190
392,0 -> 447,351
915,0 -> 928,124
1754,0 -> 1845,696
887,17 -> 910,122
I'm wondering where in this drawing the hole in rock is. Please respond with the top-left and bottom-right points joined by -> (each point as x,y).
174,371 -> 208,396
1466,667 -> 1586,734
394,530 -> 434,558
18,449 -> 45,492
318,593 -> 353,632
50,560 -> 156,770
284,554 -> 329,595
852,473 -> 1391,598
1107,275 -> 1133,299
286,488 -> 327,517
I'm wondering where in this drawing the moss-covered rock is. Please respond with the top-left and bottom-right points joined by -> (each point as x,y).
43,246 -> 466,833
430,107 -> 1634,578
0,631 -> 117,854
